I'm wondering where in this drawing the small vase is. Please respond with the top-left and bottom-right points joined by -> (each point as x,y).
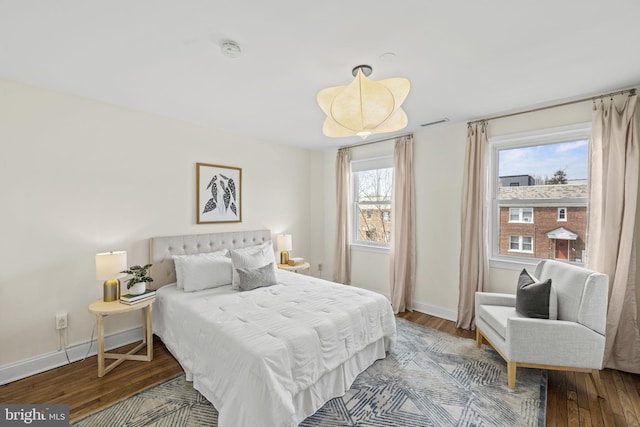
129,282 -> 146,296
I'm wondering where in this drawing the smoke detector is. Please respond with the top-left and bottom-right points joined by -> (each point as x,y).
220,40 -> 241,59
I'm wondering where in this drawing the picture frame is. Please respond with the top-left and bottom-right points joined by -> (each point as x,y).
196,163 -> 242,224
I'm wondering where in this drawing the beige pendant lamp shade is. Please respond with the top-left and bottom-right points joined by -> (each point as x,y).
317,65 -> 410,139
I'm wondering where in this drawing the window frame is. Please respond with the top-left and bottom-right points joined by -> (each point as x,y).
508,207 -> 534,223
508,235 -> 534,253
488,122 -> 591,270
351,156 -> 393,250
558,207 -> 567,222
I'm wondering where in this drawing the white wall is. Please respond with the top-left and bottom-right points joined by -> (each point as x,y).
306,151 -> 326,277
321,128 -> 467,320
321,87 -> 640,322
486,92 -> 640,324
349,140 -> 395,295
4,76 -> 638,378
0,78 -> 315,368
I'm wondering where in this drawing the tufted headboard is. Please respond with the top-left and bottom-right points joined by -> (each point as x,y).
149,230 -> 272,289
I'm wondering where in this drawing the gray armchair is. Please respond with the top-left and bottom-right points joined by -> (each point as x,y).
475,259 -> 608,396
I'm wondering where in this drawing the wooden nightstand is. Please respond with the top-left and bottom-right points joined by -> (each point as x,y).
88,297 -> 155,377
278,261 -> 311,274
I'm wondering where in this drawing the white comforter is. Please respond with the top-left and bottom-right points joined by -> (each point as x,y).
153,270 -> 396,427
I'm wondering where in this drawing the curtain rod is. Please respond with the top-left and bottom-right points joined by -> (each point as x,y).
338,132 -> 413,151
467,87 -> 637,125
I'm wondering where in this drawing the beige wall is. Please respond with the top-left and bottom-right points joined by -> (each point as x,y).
321,86 -> 640,322
0,78 -> 315,367
321,127 -> 467,319
3,76 -> 638,375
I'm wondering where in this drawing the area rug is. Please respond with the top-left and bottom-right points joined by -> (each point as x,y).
73,318 -> 546,426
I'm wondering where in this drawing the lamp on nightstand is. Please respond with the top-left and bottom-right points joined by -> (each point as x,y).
277,234 -> 292,265
96,251 -> 127,302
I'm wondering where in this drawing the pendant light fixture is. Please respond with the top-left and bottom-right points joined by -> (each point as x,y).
317,65 -> 410,139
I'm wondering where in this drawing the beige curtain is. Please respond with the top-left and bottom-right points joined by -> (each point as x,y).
333,148 -> 351,284
390,135 -> 416,313
587,94 -> 640,374
456,122 -> 489,330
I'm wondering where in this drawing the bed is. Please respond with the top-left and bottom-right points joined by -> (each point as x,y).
149,230 -> 396,427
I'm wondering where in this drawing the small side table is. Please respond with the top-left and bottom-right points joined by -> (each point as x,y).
88,298 -> 155,377
278,261 -> 311,274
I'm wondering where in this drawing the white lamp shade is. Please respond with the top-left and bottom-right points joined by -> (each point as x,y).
276,234 -> 292,252
317,68 -> 410,139
95,251 -> 127,280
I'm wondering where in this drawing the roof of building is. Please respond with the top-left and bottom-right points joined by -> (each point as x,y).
546,227 -> 578,240
498,183 -> 587,201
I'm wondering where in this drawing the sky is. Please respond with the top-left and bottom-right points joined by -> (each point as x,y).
499,140 -> 588,181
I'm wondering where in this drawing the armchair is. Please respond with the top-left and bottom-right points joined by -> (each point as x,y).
475,259 -> 608,397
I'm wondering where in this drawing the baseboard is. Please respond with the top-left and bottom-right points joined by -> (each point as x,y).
0,326 -> 143,386
411,301 -> 457,322
350,282 -> 458,322
1,289 -> 459,386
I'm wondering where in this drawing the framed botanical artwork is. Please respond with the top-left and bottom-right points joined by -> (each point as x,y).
196,163 -> 242,224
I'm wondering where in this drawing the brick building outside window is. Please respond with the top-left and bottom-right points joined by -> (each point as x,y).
498,179 -> 587,263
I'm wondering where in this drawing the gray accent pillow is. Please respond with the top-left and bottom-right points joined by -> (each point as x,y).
236,262 -> 278,291
516,269 -> 552,319
229,241 -> 276,290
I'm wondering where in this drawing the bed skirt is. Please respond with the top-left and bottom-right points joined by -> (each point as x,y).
191,336 -> 387,426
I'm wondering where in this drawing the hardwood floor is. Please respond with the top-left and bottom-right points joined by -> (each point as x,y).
2,312 -> 639,426
0,336 -> 183,422
399,312 -> 640,427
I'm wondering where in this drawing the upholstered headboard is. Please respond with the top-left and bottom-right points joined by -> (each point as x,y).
149,230 -> 272,288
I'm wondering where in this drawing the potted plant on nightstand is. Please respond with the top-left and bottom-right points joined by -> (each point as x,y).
121,264 -> 153,296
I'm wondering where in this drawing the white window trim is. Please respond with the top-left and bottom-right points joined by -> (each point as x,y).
558,207 -> 567,222
508,235 -> 534,253
351,156 -> 393,249
351,242 -> 391,253
508,207 -> 534,223
488,122 -> 591,270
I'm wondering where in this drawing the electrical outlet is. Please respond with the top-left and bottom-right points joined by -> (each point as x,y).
55,313 -> 68,330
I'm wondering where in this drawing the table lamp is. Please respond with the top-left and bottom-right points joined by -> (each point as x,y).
276,234 -> 292,265
96,251 -> 127,302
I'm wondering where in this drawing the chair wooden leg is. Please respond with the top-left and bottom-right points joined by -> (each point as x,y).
590,369 -> 606,399
475,328 -> 483,348
507,362 -> 516,389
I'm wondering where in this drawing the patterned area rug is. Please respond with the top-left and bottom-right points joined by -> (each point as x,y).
73,318 -> 546,426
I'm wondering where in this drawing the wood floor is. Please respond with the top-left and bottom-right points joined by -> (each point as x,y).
2,311 -> 639,426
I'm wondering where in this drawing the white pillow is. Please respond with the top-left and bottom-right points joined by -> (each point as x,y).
229,241 -> 277,290
173,250 -> 229,290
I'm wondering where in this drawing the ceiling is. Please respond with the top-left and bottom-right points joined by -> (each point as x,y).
1,1 -> 639,151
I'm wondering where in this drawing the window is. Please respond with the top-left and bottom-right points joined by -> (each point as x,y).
558,207 -> 567,221
509,235 -> 533,253
352,156 -> 393,247
509,207 -> 533,223
489,123 -> 590,267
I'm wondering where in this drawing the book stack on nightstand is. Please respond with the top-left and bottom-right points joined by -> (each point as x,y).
287,257 -> 305,266
120,289 -> 156,305
278,257 -> 311,274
